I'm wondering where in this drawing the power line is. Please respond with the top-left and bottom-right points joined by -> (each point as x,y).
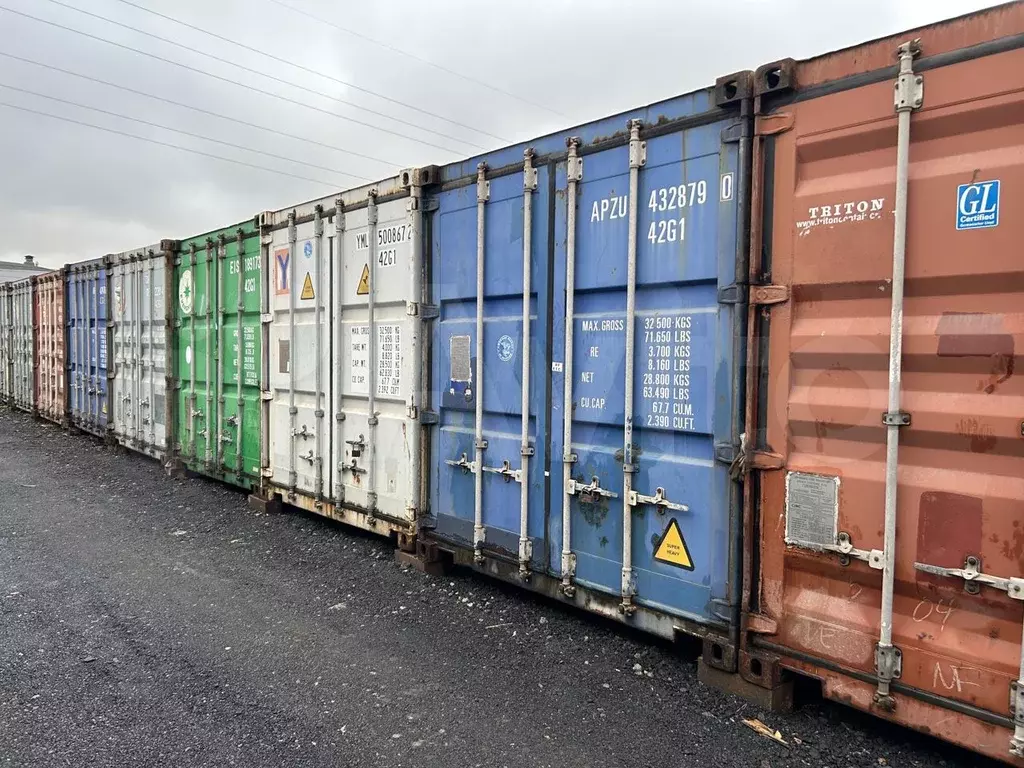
40,0 -> 486,151
0,4 -> 467,155
265,0 -> 568,120
0,100 -> 343,188
109,0 -> 509,144
0,51 -> 398,168
0,82 -> 372,182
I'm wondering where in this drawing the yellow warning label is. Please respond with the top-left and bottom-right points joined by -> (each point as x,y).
653,518 -> 694,570
300,272 -> 315,300
356,263 -> 370,295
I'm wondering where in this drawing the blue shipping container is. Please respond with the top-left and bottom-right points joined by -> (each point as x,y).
66,258 -> 109,436
429,75 -> 751,651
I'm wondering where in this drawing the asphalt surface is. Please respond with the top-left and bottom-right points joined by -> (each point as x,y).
0,409 -> 999,768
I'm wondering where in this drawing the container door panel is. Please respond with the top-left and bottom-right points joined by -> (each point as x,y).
432,163 -> 552,567
268,214 -> 331,501
333,196 -> 416,521
560,123 -> 742,624
756,44 -> 1024,722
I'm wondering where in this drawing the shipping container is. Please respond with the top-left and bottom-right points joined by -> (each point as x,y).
66,258 -> 110,437
3,277 -> 36,413
428,77 -> 752,656
33,270 -> 65,425
173,222 -> 261,487
254,170 -> 433,538
739,4 -> 1024,764
110,243 -> 171,459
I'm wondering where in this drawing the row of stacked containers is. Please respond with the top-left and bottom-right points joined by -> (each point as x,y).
1,5 -> 1022,761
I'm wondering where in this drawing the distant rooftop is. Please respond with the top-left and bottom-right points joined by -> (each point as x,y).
0,255 -> 47,272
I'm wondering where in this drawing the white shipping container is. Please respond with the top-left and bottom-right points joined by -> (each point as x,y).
258,168 -> 435,534
1,278 -> 35,412
109,243 -> 173,460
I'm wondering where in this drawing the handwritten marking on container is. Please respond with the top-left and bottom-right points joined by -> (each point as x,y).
933,662 -> 981,693
912,598 -> 956,631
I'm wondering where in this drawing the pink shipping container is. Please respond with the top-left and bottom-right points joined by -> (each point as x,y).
33,270 -> 65,425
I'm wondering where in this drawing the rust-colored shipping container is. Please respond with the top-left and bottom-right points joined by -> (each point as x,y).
33,269 -> 66,425
740,4 -> 1024,763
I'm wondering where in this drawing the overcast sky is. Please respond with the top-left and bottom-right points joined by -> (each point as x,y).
0,0 -> 1003,268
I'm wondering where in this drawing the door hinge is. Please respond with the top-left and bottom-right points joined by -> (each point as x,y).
717,283 -> 788,306
750,284 -> 789,306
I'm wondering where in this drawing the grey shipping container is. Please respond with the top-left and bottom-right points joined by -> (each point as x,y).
2,278 -> 35,412
109,243 -> 174,460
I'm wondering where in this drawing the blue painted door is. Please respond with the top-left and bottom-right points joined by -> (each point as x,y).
67,260 -> 108,436
554,119 -> 743,626
431,161 -> 553,569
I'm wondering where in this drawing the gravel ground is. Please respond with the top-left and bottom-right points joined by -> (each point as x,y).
0,409 -> 999,768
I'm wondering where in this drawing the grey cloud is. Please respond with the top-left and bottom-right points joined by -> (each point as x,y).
0,0 -> 1001,268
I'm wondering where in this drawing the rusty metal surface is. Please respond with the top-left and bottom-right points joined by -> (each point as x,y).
791,2 -> 1024,89
32,270 -> 65,426
747,5 -> 1024,764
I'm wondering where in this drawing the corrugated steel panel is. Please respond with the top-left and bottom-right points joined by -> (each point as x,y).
429,76 -> 752,647
259,170 -> 432,534
0,283 -> 12,403
745,4 -> 1024,763
173,224 -> 261,486
110,244 -> 171,459
3,278 -> 35,413
33,270 -> 65,425
66,258 -> 110,436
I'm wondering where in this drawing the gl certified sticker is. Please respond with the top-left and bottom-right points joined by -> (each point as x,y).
496,334 -> 516,363
304,240 -> 313,258
956,180 -> 1000,230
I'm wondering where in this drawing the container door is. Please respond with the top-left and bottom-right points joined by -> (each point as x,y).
137,251 -> 165,455
751,38 -> 1024,752
12,281 -> 34,412
114,255 -> 152,453
176,240 -> 217,471
0,286 -> 11,402
66,270 -> 87,430
333,189 -> 421,522
432,157 -> 553,571
220,228 -> 262,485
93,263 -> 109,433
553,119 -> 744,626
113,258 -> 136,446
266,208 -> 332,502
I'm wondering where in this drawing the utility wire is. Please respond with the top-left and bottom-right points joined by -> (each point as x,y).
0,4 -> 467,155
0,82 -> 372,182
0,50 -> 398,168
109,0 -> 508,144
0,100 -> 343,188
265,0 -> 568,120
40,0 -> 485,150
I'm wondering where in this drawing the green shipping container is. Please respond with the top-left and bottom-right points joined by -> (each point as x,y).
172,218 -> 261,488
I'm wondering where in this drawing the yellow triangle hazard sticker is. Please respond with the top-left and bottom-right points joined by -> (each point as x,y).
356,263 -> 370,295
300,272 -> 315,300
653,518 -> 694,571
